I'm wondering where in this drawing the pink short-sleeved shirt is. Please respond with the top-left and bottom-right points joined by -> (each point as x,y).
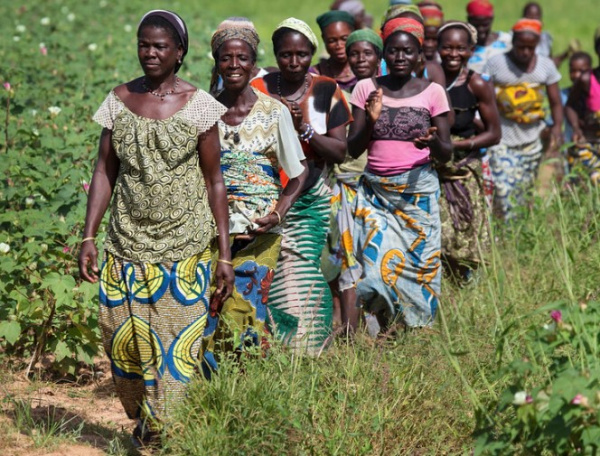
350,78 -> 450,176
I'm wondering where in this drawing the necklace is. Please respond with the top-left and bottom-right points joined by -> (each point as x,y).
445,66 -> 464,92
277,73 -> 309,103
143,76 -> 179,100
222,123 -> 241,144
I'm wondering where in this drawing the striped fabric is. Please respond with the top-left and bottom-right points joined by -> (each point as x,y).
268,175 -> 333,354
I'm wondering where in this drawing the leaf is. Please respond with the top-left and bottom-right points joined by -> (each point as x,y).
54,340 -> 71,362
0,320 -> 22,345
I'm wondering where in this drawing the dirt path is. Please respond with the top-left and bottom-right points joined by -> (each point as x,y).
0,358 -> 137,456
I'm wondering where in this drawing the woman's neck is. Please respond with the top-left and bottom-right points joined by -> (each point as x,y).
143,73 -> 178,91
218,84 -> 255,110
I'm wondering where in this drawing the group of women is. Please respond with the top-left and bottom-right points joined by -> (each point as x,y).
76,0 -> 593,446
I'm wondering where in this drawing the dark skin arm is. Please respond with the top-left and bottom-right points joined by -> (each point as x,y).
198,124 -> 234,303
546,82 -> 564,148
453,74 -> 501,151
414,113 -> 452,162
78,128 -> 120,283
425,61 -> 455,127
285,99 -> 347,164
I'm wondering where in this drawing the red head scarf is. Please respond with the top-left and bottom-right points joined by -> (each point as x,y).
419,5 -> 444,27
382,17 -> 425,45
466,0 -> 494,18
512,18 -> 542,35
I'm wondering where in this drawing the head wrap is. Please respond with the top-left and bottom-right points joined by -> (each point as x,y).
316,11 -> 356,31
419,5 -> 443,27
274,18 -> 319,51
511,18 -> 542,35
466,0 -> 494,18
382,5 -> 423,27
138,10 -> 189,62
437,21 -> 478,45
211,17 -> 260,58
382,17 -> 424,46
345,29 -> 383,53
337,0 -> 365,16
390,0 -> 412,5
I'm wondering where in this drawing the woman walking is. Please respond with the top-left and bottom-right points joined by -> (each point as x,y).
78,10 -> 233,445
348,17 -> 452,332
203,18 -> 307,370
251,18 -> 352,353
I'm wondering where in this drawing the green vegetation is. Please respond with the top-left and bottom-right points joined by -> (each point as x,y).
1,0 -> 599,454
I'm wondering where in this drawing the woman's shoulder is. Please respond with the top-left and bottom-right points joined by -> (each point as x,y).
253,89 -> 286,114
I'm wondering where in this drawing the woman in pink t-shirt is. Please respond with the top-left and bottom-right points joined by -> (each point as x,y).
347,17 -> 451,332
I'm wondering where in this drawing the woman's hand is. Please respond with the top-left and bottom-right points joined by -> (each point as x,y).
365,88 -> 383,124
251,213 -> 280,235
282,100 -> 304,131
213,262 -> 234,305
414,127 -> 438,149
78,241 -> 99,283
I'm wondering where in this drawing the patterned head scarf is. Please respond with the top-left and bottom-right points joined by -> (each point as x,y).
466,0 -> 494,18
274,18 -> 319,51
390,0 -> 412,5
382,5 -> 423,28
419,4 -> 443,28
317,10 -> 356,31
512,18 -> 542,35
437,21 -> 478,45
382,17 -> 424,46
138,10 -> 189,71
211,17 -> 260,58
337,0 -> 365,16
345,29 -> 383,53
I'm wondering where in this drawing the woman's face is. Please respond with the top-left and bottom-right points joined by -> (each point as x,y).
511,32 -> 540,65
384,32 -> 421,78
438,28 -> 473,73
467,15 -> 493,46
423,26 -> 439,60
137,26 -> 182,78
347,41 -> 380,80
275,32 -> 313,83
217,39 -> 255,92
322,21 -> 354,64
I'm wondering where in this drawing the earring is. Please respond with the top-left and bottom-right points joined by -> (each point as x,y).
178,59 -> 182,64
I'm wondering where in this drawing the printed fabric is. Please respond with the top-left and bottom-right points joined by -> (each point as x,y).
568,141 -> 600,184
488,139 -> 543,219
353,165 -> 442,327
495,82 -> 545,124
467,30 -> 512,74
92,90 -> 227,263
98,248 -> 212,426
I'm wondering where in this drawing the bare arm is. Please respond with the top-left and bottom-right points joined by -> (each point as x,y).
78,128 -> 119,283
453,75 -> 501,151
426,62 -> 455,126
546,82 -> 564,147
414,112 -> 453,163
348,89 -> 381,158
198,124 -> 234,302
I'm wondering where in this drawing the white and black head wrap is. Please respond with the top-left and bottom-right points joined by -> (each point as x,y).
138,10 -> 189,72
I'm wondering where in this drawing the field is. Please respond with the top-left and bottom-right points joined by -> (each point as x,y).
1,0 -> 600,455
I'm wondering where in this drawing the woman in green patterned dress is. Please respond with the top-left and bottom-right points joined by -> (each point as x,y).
77,10 -> 233,445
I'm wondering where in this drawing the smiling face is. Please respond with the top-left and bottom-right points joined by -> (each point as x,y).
569,57 -> 591,84
511,31 -> 540,66
384,32 -> 421,78
347,41 -> 380,80
423,25 -> 439,60
275,31 -> 314,83
217,39 -> 255,92
322,21 -> 354,64
467,15 -> 493,46
137,25 -> 183,79
438,27 -> 473,73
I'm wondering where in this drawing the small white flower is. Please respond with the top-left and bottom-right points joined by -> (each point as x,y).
88,43 -> 98,52
32,128 -> 39,137
39,42 -> 46,49
40,17 -> 50,26
48,106 -> 61,116
67,13 -> 75,22
31,109 -> 38,116
258,48 -> 265,56
13,36 -> 20,42
16,24 -> 26,33
513,391 -> 530,405
124,24 -> 132,33
99,0 -> 108,7
0,242 -> 10,254
206,52 -> 214,60
38,194 -> 47,202
25,197 -> 35,207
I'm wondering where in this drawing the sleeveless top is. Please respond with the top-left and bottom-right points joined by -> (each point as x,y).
93,89 -> 227,263
449,70 -> 478,140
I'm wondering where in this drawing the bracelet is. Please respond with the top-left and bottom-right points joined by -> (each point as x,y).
273,210 -> 282,225
217,259 -> 233,266
299,123 -> 314,142
81,237 -> 95,243
304,127 -> 315,143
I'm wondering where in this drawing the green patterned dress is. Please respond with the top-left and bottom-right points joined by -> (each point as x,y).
92,89 -> 226,426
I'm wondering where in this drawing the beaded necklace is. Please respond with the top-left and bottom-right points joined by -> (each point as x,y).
142,76 -> 179,100
277,74 -> 309,103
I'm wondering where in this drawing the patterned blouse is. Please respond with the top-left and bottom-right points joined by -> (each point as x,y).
93,89 -> 227,263
218,90 -> 305,234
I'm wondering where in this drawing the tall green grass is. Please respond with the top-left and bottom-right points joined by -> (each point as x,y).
162,182 -> 600,455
